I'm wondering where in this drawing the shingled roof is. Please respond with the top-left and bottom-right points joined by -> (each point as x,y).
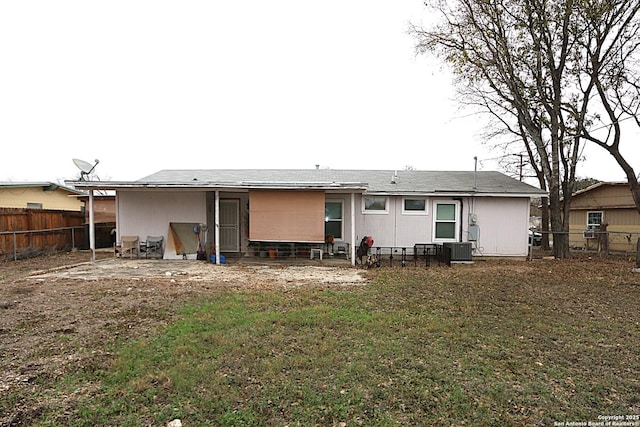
127,169 -> 546,196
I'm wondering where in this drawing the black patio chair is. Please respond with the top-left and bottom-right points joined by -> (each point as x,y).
141,236 -> 164,259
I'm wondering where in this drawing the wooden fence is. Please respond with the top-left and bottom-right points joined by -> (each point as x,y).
0,208 -> 113,260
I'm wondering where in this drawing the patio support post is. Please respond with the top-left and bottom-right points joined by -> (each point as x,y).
89,189 -> 95,262
215,190 -> 221,265
351,192 -> 356,266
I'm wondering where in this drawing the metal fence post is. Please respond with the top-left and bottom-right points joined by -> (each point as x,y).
13,231 -> 17,261
529,236 -> 533,261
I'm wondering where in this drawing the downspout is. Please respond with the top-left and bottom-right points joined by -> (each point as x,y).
461,157 -> 477,244
454,197 -> 464,242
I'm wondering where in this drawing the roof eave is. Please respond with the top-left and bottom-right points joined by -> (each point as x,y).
66,180 -> 368,191
365,190 -> 547,197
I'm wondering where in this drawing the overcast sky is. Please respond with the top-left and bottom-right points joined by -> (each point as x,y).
1,1 -> 637,185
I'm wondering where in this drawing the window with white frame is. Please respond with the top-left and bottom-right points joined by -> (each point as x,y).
362,196 -> 388,214
402,197 -> 428,215
433,201 -> 460,241
325,200 -> 343,239
587,211 -> 603,230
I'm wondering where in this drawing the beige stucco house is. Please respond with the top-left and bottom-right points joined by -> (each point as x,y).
0,182 -> 85,211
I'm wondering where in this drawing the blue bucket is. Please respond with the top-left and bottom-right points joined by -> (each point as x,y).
210,254 -> 226,264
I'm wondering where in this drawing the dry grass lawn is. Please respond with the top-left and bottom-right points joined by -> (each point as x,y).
1,252 -> 639,426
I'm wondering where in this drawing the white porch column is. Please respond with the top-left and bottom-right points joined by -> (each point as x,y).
89,189 -> 95,262
351,192 -> 356,266
215,190 -> 221,265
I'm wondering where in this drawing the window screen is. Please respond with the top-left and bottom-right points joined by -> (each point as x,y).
249,190 -> 325,242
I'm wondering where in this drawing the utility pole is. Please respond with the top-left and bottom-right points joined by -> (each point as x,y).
518,153 -> 523,181
511,153 -> 524,181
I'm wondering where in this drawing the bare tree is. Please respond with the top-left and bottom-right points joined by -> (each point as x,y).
412,0 -> 640,257
575,1 -> 640,214
412,0 -> 586,257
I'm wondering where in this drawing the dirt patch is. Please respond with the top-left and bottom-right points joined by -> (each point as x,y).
27,258 -> 367,287
0,252 -> 368,426
2,251 -> 638,425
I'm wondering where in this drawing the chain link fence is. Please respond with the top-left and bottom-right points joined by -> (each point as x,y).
0,225 -> 115,261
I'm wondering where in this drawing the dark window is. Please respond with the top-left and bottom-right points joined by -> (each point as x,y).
404,199 -> 426,211
325,201 -> 343,239
587,211 -> 603,230
364,196 -> 387,212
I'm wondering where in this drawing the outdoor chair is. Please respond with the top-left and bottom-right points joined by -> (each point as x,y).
120,236 -> 139,259
141,235 -> 164,259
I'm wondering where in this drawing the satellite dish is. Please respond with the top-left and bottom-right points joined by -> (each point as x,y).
72,158 -> 99,181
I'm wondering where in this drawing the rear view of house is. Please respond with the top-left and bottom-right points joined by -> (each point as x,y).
68,169 -> 546,264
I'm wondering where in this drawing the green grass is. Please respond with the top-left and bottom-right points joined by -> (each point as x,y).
27,263 -> 640,425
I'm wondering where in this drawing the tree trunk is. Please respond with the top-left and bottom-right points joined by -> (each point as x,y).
534,169 -> 551,251
608,148 -> 640,216
548,181 -> 570,258
540,197 -> 550,250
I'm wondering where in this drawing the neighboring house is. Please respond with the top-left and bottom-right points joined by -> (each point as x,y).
0,183 -> 87,257
0,182 -> 85,211
68,169 -> 546,263
569,181 -> 640,252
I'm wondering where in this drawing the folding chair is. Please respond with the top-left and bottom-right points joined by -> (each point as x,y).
120,236 -> 139,259
142,235 -> 164,259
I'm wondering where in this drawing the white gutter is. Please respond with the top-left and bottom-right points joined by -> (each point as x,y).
66,180 -> 369,192
364,192 -> 547,198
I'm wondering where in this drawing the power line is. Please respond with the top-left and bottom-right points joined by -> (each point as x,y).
479,115 -> 636,162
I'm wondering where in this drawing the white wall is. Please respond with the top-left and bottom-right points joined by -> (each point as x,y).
466,197 -> 530,257
117,190 -> 207,257
116,190 -> 531,258
353,194 -> 530,257
355,194 -> 431,248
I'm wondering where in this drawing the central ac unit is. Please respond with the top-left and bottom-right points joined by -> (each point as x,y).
443,242 -> 473,262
